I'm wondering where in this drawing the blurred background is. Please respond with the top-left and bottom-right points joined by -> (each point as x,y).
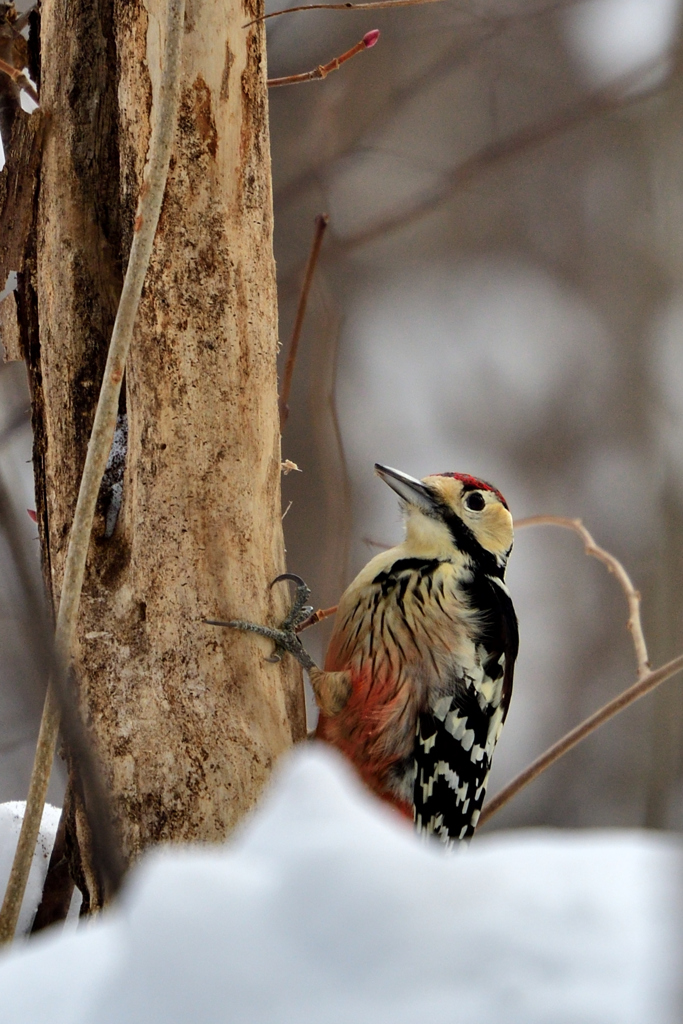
3,0 -> 683,832
272,0 -> 683,831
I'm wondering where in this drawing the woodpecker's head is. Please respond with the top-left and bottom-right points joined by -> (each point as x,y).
375,463 -> 513,576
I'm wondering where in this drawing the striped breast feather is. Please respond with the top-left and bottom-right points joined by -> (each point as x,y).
324,555 -> 476,680
413,680 -> 507,844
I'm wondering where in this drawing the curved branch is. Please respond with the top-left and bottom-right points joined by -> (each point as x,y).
0,0 -> 186,945
478,653 -> 683,828
479,515 -> 659,829
515,515 -> 650,678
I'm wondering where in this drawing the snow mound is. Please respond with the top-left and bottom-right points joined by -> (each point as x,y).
0,801 -> 62,936
0,746 -> 681,1023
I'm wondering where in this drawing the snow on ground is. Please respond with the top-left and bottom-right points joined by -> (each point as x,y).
0,746 -> 681,1023
0,801 -> 61,936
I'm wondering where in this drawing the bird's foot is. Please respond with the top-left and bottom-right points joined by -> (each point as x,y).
275,573 -> 315,633
205,573 -> 316,671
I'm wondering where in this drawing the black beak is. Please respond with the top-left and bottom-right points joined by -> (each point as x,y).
374,464 -> 436,513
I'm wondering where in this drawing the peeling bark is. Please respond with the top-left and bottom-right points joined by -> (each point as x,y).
0,110 -> 42,286
0,291 -> 21,361
32,0 -> 304,881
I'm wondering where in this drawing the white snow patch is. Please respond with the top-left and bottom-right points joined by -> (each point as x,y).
0,801 -> 61,936
0,746 -> 681,1023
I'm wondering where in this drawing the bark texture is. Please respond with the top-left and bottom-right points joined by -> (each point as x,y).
0,291 -> 21,361
0,110 -> 42,298
33,0 -> 305,868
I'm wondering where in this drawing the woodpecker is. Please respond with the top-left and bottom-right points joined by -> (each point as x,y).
215,464 -> 518,845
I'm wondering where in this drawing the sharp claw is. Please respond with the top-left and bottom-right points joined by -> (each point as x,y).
270,573 -> 307,589
207,574 -> 317,672
270,573 -> 314,631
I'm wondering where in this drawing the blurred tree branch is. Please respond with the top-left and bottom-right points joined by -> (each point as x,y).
274,0 -> 582,216
338,57 -> 671,251
280,213 -> 329,427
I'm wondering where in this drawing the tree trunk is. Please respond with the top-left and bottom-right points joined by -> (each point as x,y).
29,0 -> 305,879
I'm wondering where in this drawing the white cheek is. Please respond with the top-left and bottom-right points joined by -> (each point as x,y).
404,512 -> 463,558
470,509 -> 513,556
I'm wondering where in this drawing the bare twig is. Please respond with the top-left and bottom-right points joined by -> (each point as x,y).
267,29 -> 379,88
325,335 -> 352,587
0,465 -> 59,946
273,0 -> 589,216
307,300 -> 353,595
515,516 -> 650,678
0,691 -> 59,945
0,0 -> 186,944
279,214 -> 329,428
275,26 -> 502,213
0,57 -> 38,106
250,0 -> 444,25
248,0 -> 581,27
296,605 -> 339,632
0,458 -> 123,938
478,654 -> 683,827
477,516 -> 661,828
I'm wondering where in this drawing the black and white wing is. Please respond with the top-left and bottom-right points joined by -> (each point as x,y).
413,577 -> 518,844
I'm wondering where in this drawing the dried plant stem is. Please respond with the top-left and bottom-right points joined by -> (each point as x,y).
478,653 -> 683,827
0,456 -> 61,944
296,604 -> 338,633
515,515 -> 650,677
250,0 -> 443,24
309,309 -> 353,595
267,30 -> 379,88
478,515 -> 659,828
247,0 -> 578,26
0,57 -> 39,106
279,214 -> 329,428
0,0 -> 186,945
0,688 -> 59,944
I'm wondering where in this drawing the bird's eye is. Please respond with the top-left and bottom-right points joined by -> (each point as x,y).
465,491 -> 486,512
